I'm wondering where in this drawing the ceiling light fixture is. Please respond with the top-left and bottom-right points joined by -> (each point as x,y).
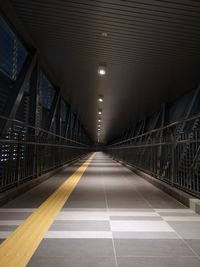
98,97 -> 104,102
98,64 -> 106,76
98,69 -> 106,76
101,32 -> 108,37
98,119 -> 101,122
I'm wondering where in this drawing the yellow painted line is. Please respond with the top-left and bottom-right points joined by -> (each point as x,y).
0,153 -> 95,267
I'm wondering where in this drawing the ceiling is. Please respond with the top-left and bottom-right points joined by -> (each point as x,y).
9,0 -> 200,143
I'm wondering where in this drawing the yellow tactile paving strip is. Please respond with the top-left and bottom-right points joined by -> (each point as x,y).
0,153 -> 95,267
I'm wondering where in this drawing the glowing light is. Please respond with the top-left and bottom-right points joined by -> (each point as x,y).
98,65 -> 106,76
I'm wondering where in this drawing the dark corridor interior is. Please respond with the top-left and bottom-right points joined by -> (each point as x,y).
0,1 -> 200,267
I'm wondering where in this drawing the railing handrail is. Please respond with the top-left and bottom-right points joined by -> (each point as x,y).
109,113 -> 200,147
0,139 -> 89,149
0,115 -> 89,147
109,139 -> 200,150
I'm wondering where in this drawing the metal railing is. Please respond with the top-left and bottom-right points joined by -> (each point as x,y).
108,114 -> 200,198
0,115 -> 90,192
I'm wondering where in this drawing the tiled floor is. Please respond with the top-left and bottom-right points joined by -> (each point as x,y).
0,152 -> 200,267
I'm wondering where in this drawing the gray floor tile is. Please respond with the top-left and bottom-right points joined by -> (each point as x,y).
114,239 -> 195,257
185,240 -> 200,256
108,209 -> 155,212
64,200 -> 107,209
66,190 -> 105,202
50,220 -> 110,231
158,212 -> 197,217
33,239 -> 115,258
113,232 -> 179,239
61,208 -> 107,212
0,225 -> 18,231
28,256 -> 116,267
168,222 -> 200,239
117,256 -> 200,267
0,212 -> 31,220
110,216 -> 163,221
107,201 -> 151,209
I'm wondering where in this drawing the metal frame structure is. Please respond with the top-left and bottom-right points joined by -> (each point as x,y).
108,86 -> 200,197
0,12 -> 91,192
1,3 -> 200,199
0,115 -> 89,191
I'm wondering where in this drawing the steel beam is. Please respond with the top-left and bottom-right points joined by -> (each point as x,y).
68,112 -> 73,140
72,114 -> 77,140
75,118 -> 80,141
64,107 -> 71,139
0,53 -> 37,136
176,85 -> 200,136
157,104 -> 166,177
28,62 -> 39,128
55,96 -> 61,136
47,90 -> 60,132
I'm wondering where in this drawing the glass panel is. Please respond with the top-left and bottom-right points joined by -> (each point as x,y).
60,99 -> 67,122
0,16 -> 27,80
39,72 -> 55,110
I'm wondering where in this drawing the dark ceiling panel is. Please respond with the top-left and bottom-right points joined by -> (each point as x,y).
10,0 -> 200,143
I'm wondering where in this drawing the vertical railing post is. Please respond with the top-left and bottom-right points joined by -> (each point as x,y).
16,133 -> 21,185
171,131 -> 176,186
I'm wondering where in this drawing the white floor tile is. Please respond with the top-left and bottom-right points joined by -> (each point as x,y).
110,221 -> 175,232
